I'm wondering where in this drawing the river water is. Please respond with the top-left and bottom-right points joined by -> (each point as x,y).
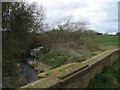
20,59 -> 38,83
20,46 -> 43,83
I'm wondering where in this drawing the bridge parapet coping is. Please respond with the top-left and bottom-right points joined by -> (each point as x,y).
18,48 -> 120,89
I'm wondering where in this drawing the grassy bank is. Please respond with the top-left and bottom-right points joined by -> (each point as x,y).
36,30 -> 100,68
38,49 -> 69,68
37,34 -> 119,71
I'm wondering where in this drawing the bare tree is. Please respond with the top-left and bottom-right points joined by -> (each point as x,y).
72,22 -> 86,31
54,16 -> 72,41
63,21 -> 87,42
56,16 -> 72,30
28,3 -> 45,33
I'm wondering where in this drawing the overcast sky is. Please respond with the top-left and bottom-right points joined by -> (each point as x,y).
27,0 -> 119,33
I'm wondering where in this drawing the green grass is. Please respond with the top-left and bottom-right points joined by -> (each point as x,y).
88,58 -> 120,88
96,35 -> 119,46
38,50 -> 69,68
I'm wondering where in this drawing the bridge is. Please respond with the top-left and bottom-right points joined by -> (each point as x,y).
17,48 -> 120,89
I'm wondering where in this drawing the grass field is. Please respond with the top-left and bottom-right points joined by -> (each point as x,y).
96,35 -> 119,46
96,35 -> 119,49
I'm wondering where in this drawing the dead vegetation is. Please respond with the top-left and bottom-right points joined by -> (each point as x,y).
37,29 -> 99,52
36,25 -> 100,68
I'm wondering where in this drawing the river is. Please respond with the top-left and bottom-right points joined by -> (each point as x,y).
20,46 -> 44,83
20,59 -> 38,83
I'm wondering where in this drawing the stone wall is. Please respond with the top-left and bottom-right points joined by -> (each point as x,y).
17,48 -> 120,89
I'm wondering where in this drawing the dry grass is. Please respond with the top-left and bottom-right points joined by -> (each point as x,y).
37,30 -> 99,52
36,30 -> 100,68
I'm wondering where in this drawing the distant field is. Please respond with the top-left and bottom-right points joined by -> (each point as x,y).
96,35 -> 119,49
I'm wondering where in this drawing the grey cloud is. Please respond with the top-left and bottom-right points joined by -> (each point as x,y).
39,0 -> 119,33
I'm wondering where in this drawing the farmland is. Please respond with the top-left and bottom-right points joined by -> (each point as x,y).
96,35 -> 119,49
